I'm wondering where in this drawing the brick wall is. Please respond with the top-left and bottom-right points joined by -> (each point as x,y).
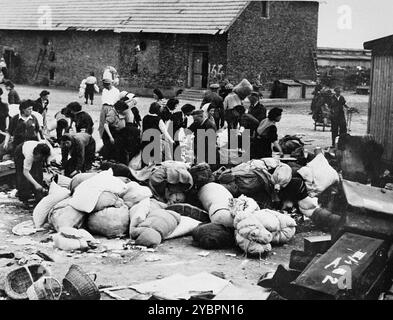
119,33 -> 227,92
0,30 -> 121,88
226,1 -> 319,85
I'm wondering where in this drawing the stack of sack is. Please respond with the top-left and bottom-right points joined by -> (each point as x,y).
229,196 -> 297,256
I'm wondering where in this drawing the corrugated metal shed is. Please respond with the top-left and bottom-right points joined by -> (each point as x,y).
0,0 -> 250,35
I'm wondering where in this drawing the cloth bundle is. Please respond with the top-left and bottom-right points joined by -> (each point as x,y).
48,197 -> 85,231
229,196 -> 297,255
189,163 -> 214,189
217,160 -> 274,197
198,183 -> 234,227
279,135 -> 304,155
69,169 -> 127,213
121,181 -> 152,208
87,205 -> 130,238
53,227 -> 97,251
33,182 -> 71,228
149,161 -> 193,203
129,209 -> 181,247
297,153 -> 339,197
192,223 -> 235,249
233,79 -> 253,100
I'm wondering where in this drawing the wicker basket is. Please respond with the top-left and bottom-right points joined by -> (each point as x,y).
62,265 -> 100,300
26,277 -> 62,300
4,264 -> 50,300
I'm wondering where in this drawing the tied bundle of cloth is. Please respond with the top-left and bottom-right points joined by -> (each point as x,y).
229,195 -> 297,256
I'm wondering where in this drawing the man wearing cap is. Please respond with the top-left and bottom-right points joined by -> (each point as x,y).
329,87 -> 348,147
34,90 -> 50,129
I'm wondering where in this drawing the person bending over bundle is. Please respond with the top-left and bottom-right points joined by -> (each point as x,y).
101,100 -> 140,165
14,141 -> 51,204
60,132 -> 96,178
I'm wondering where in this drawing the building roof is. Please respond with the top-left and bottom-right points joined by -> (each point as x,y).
0,0 -> 250,35
364,34 -> 393,56
278,79 -> 302,86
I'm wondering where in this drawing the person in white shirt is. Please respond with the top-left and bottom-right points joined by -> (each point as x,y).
99,78 -> 120,138
14,140 -> 52,203
101,78 -> 120,106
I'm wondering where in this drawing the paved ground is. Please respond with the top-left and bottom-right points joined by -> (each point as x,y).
0,84 -> 369,299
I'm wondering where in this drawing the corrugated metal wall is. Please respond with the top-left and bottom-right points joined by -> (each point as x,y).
368,55 -> 393,162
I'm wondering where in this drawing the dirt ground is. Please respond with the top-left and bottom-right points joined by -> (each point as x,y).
0,84 -> 369,300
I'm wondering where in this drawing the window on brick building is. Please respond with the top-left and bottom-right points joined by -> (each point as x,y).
261,1 -> 270,18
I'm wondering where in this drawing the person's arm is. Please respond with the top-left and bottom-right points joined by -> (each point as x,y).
23,168 -> 43,191
0,116 -> 9,136
104,123 -> 115,144
159,120 -> 174,144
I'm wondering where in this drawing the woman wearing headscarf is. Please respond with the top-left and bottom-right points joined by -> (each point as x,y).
252,107 -> 283,159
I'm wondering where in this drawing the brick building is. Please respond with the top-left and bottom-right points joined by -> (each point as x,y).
0,0 -> 319,95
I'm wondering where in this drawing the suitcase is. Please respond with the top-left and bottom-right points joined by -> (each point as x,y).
293,233 -> 391,300
333,180 -> 393,241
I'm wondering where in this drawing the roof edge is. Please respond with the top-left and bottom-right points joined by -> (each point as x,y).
223,1 -> 250,33
364,34 -> 393,49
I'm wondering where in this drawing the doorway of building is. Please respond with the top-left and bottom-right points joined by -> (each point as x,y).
192,47 -> 209,89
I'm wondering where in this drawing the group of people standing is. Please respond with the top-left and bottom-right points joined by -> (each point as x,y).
199,81 -> 284,160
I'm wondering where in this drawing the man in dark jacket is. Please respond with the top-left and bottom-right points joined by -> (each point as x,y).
60,132 -> 96,177
66,102 -> 94,135
7,100 -> 43,151
330,87 -> 348,147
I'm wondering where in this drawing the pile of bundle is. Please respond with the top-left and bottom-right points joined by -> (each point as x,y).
32,168 -> 202,250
